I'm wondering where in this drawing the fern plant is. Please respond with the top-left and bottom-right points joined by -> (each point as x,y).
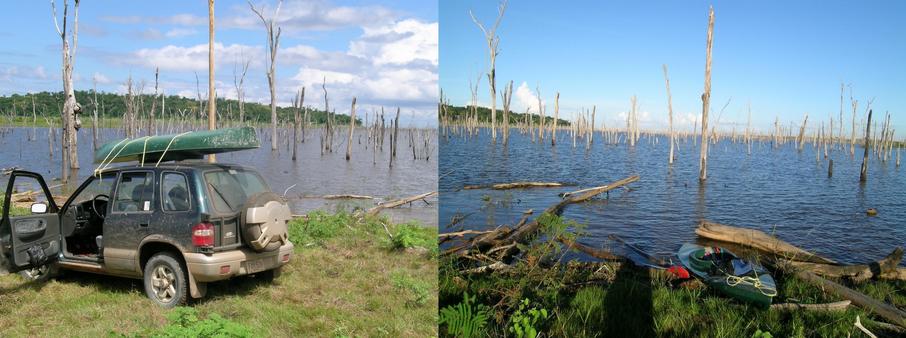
439,293 -> 490,338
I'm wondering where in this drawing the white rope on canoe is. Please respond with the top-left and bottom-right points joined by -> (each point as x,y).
94,137 -> 149,177
140,136 -> 153,167
726,274 -> 778,297
155,132 -> 191,167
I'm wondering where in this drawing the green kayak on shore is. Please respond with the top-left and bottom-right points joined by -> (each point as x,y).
677,243 -> 777,307
94,127 -> 260,165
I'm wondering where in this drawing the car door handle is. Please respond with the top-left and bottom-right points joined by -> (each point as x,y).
139,223 -> 149,227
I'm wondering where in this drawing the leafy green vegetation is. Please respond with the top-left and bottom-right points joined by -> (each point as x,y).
441,104 -> 570,126
0,90 -> 357,126
0,211 -> 437,337
439,293 -> 491,338
440,214 -> 906,337
144,307 -> 252,338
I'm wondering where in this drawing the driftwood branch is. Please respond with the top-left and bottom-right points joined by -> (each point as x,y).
770,300 -> 851,312
696,221 -> 837,264
463,182 -> 564,190
322,194 -> 373,200
786,248 -> 903,282
366,191 -> 436,216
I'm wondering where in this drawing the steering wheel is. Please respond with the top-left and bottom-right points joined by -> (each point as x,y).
92,194 -> 109,219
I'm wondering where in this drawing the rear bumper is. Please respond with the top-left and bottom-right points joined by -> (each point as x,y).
184,242 -> 294,282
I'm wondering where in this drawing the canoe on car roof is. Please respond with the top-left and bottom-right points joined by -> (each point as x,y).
93,127 -> 260,165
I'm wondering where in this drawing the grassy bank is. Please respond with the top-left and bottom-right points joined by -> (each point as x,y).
0,211 -> 438,337
439,215 -> 905,337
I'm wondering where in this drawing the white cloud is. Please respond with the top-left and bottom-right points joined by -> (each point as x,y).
92,72 -> 111,84
165,28 -> 198,38
350,19 -> 437,67
515,82 -> 542,113
293,67 -> 359,86
125,43 -> 263,71
228,0 -> 395,31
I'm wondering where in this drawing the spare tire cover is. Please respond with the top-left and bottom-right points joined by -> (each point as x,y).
241,192 -> 291,252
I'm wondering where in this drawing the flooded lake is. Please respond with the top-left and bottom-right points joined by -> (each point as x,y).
1,126 -> 437,226
440,128 -> 905,265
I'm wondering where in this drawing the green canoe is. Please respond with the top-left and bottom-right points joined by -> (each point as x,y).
677,243 -> 777,307
94,127 -> 260,165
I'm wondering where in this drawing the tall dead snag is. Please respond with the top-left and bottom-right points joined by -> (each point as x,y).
501,80 -> 513,146
796,113 -> 808,151
346,97 -> 356,160
536,86 -> 544,142
249,0 -> 282,151
291,88 -> 304,161
552,92 -> 559,146
389,107 -> 400,168
663,64 -> 675,164
699,6 -> 714,181
208,0 -> 217,163
233,58 -> 250,124
91,78 -> 98,150
51,0 -> 82,175
146,67 -> 160,136
469,0 -> 507,141
860,109 -> 873,182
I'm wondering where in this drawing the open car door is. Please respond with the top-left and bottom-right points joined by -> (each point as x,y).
0,170 -> 61,273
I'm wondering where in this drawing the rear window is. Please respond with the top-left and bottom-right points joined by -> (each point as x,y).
203,169 -> 269,213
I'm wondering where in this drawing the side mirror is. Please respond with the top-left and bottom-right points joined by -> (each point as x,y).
30,203 -> 48,214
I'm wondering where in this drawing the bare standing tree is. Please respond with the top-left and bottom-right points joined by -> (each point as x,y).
149,67 -> 159,136
346,97 -> 356,160
500,80 -> 513,145
699,6 -> 714,182
292,87 -> 304,161
249,0 -> 282,151
233,58 -> 250,124
470,0 -> 507,142
208,0 -> 217,162
51,0 -> 81,178
663,64 -> 675,164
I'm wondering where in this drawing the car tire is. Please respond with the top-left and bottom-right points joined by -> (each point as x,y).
143,252 -> 187,308
17,263 -> 60,282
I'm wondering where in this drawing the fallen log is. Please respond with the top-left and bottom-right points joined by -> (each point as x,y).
696,221 -> 837,264
366,191 -> 436,216
503,175 -> 640,246
463,182 -> 564,190
770,300 -> 851,312
786,248 -> 903,282
557,237 -> 625,261
783,264 -> 906,329
697,221 -> 906,281
322,194 -> 374,200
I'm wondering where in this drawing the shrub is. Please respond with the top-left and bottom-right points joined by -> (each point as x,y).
150,307 -> 252,338
439,293 -> 491,338
391,271 -> 431,307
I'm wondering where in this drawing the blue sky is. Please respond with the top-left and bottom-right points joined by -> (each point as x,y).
0,0 -> 438,126
441,0 -> 906,136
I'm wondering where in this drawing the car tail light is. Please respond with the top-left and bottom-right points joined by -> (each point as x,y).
282,254 -> 290,262
192,222 -> 215,248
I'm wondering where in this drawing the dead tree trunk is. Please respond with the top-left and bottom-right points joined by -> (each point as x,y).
249,0 -> 282,151
390,107 -> 400,168
52,0 -> 81,173
501,80 -> 513,146
699,6 -> 714,181
552,91 -> 559,146
292,88 -> 304,161
234,59 -> 249,125
91,78 -> 98,150
469,0 -> 507,142
860,109 -> 873,182
207,1 -> 217,162
346,97 -> 356,161
663,64 -> 675,164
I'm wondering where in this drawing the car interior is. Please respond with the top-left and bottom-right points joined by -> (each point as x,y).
62,173 -> 115,259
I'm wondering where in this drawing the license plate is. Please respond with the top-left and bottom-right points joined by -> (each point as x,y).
245,258 -> 270,274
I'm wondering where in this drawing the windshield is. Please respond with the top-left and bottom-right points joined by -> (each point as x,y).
204,169 -> 269,213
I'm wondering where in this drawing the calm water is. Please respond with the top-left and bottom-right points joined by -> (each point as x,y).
0,126 -> 437,226
440,128 -> 905,265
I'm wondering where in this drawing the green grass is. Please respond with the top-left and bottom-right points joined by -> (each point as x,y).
439,214 -> 906,338
0,211 -> 438,337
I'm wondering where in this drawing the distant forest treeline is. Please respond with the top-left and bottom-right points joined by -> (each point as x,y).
0,91 -> 358,125
442,105 -> 570,126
